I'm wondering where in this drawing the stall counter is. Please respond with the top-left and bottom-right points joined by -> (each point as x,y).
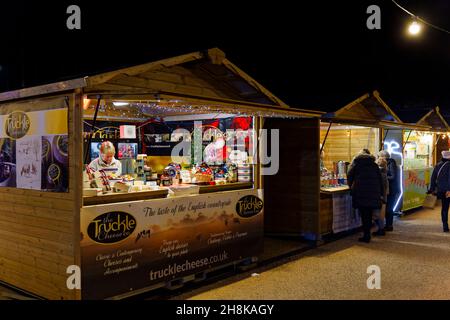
80,188 -> 264,299
320,186 -> 361,235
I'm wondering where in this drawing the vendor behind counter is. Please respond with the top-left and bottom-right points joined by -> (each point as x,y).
88,141 -> 122,176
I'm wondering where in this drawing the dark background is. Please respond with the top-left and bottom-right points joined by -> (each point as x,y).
1,0 -> 449,120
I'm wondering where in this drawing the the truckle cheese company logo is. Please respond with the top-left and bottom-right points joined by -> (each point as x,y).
88,212 -> 137,244
5,111 -> 30,139
236,195 -> 264,218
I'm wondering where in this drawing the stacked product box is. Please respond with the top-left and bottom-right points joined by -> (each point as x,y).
237,164 -> 252,183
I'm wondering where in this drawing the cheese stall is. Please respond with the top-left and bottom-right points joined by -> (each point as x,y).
0,48 -> 323,300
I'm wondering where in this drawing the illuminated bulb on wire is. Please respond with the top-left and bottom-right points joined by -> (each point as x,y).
408,20 -> 422,35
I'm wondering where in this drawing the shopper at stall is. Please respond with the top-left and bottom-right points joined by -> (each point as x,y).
347,150 -> 384,243
428,150 -> 450,232
379,150 -> 398,232
88,141 -> 122,175
372,154 -> 389,236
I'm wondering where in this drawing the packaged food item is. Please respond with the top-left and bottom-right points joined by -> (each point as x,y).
238,164 -> 252,183
214,179 -> 227,185
161,175 -> 173,186
180,169 -> 192,183
113,181 -> 131,193
131,185 -> 142,192
83,188 -> 103,196
192,163 -> 213,184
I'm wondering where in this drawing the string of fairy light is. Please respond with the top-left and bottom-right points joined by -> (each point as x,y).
391,0 -> 450,36
84,99 -> 303,119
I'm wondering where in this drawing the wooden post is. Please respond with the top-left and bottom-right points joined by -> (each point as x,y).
73,89 -> 83,300
255,116 -> 263,191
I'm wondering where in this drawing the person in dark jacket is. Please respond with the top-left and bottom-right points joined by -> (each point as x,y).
378,150 -> 398,231
372,155 -> 389,236
347,150 -> 384,243
428,150 -> 450,232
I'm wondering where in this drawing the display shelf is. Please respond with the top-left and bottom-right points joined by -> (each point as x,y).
83,189 -> 169,206
198,182 -> 254,194
320,185 -> 350,194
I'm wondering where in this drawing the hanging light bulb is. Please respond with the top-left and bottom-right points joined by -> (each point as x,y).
408,19 -> 422,36
83,98 -> 91,110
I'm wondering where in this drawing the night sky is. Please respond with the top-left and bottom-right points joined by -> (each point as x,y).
1,0 -> 449,119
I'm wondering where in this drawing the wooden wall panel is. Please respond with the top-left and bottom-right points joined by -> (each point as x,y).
264,118 -> 320,237
320,127 -> 379,170
319,193 -> 333,235
0,94 -> 78,300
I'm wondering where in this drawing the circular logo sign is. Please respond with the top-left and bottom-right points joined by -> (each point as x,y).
236,195 -> 264,218
87,211 -> 137,244
5,111 -> 30,139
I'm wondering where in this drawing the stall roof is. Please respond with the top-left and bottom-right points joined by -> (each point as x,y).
416,107 -> 450,132
0,48 -> 323,119
321,91 -> 405,127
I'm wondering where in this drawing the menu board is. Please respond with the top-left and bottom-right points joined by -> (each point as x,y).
0,107 -> 69,192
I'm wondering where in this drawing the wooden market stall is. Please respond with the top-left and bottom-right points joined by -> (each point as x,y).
416,106 -> 450,165
318,91 -> 406,235
391,107 -> 449,212
0,48 -> 323,300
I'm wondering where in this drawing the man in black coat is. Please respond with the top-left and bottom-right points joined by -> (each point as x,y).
379,150 -> 399,231
429,150 -> 450,232
347,151 -> 385,243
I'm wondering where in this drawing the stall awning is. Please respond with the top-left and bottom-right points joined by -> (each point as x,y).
82,94 -> 324,120
321,91 -> 405,128
416,107 -> 450,132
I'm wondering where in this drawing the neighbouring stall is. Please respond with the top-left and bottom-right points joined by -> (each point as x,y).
0,48 -> 323,300
385,107 -> 449,212
415,107 -> 450,165
318,91 -> 405,235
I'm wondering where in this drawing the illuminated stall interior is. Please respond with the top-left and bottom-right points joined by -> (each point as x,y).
415,106 -> 450,165
403,130 -> 434,170
82,98 -> 260,201
320,123 -> 380,183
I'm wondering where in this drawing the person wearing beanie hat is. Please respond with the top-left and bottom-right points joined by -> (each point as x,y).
442,150 -> 450,160
429,150 -> 450,232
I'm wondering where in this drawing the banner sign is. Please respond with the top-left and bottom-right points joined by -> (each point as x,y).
80,189 -> 264,299
402,168 -> 432,211
0,108 -> 68,192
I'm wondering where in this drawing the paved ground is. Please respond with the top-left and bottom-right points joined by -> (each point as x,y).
175,206 -> 450,300
1,206 -> 449,300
